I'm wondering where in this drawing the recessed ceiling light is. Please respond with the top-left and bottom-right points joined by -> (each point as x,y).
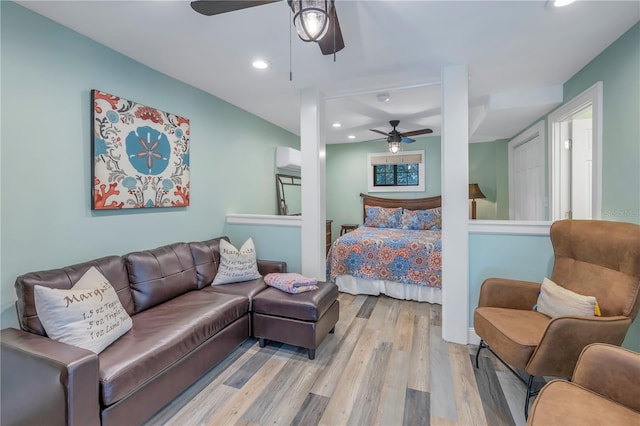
554,0 -> 576,7
252,59 -> 270,69
377,93 -> 391,103
348,135 -> 356,139
332,122 -> 342,128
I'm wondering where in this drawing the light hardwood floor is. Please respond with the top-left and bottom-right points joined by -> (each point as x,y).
144,293 -> 529,426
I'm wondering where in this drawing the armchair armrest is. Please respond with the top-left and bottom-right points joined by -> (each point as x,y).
477,278 -> 541,310
1,328 -> 100,426
572,343 -> 640,412
526,315 -> 632,378
257,260 -> 287,275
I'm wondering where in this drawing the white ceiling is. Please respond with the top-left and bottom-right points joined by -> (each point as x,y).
18,1 -> 639,145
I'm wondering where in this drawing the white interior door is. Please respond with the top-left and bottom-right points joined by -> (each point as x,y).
571,116 -> 593,219
509,121 -> 545,220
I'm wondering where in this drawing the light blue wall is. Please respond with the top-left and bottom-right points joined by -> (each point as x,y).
515,22 -> 640,223
469,140 -> 509,219
563,22 -> 639,224
488,22 -> 640,351
0,2 -> 300,327
222,224 -> 301,273
469,234 -> 554,325
326,136 -> 441,239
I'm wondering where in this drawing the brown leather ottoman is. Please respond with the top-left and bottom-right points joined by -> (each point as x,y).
252,281 -> 339,360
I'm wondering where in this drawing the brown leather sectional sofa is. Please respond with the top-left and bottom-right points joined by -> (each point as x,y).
0,236 -> 331,426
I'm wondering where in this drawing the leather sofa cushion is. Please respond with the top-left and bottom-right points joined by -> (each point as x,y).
125,243 -> 198,313
189,237 -> 228,289
98,290 -> 248,406
474,307 -> 550,369
253,281 -> 339,322
203,278 -> 267,310
15,256 -> 134,336
528,379 -> 640,425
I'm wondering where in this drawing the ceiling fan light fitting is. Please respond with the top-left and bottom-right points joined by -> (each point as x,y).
388,141 -> 401,154
292,0 -> 330,42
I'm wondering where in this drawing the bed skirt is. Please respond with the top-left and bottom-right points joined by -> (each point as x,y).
335,275 -> 442,304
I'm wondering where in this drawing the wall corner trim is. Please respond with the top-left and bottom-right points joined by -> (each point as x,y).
468,327 -> 481,345
226,214 -> 302,227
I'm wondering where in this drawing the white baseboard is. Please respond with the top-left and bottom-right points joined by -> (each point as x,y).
468,327 -> 481,345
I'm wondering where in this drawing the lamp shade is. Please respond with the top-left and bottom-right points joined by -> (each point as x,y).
469,183 -> 486,200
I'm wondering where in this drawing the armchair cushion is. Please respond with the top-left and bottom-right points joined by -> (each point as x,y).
551,220 -> 640,318
474,307 -> 550,368
535,277 -> 600,318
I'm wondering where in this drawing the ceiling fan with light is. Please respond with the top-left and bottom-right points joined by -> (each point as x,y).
370,120 -> 433,153
190,0 -> 345,55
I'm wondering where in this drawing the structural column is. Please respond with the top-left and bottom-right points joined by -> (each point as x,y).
300,87 -> 327,281
441,65 -> 470,344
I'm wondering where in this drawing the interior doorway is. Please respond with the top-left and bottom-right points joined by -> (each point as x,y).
559,106 -> 593,219
549,82 -> 602,221
508,121 -> 546,220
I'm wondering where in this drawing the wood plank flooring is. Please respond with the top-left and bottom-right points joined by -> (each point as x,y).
144,294 -> 528,426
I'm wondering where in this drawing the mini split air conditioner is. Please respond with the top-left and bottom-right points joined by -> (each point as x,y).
275,146 -> 301,171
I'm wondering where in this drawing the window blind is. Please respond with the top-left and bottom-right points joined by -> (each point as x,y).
369,153 -> 422,165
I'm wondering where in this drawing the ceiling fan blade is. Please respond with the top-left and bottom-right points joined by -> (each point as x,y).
318,4 -> 345,55
401,128 -> 434,137
370,129 -> 391,137
402,137 -> 416,144
190,0 -> 280,16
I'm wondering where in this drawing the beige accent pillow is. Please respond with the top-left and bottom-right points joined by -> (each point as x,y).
34,266 -> 132,353
212,238 -> 261,285
536,277 -> 600,318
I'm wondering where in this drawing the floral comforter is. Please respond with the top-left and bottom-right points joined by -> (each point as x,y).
326,226 -> 442,287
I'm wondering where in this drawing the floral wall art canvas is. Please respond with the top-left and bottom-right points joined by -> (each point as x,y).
91,90 -> 190,209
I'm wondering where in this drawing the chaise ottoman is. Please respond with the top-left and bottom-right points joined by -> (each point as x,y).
252,281 -> 339,359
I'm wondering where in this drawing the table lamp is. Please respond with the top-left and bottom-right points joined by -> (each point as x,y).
469,183 -> 486,220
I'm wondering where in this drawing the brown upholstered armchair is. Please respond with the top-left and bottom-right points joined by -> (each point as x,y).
473,219 -> 640,418
527,343 -> 640,425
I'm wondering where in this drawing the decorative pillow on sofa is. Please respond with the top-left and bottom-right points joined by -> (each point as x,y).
212,238 -> 261,285
535,277 -> 601,318
401,207 -> 442,230
33,266 -> 132,354
364,206 -> 402,228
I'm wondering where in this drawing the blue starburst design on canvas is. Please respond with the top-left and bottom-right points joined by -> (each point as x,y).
126,126 -> 170,175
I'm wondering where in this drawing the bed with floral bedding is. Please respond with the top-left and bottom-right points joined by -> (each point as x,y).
326,193 -> 443,303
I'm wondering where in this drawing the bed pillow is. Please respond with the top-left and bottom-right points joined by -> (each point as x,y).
534,277 -> 601,318
212,238 -> 262,285
33,266 -> 132,354
402,207 -> 442,230
364,206 -> 403,228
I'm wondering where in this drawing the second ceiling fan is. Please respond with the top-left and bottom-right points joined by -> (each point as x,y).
190,0 -> 345,55
370,120 -> 433,153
